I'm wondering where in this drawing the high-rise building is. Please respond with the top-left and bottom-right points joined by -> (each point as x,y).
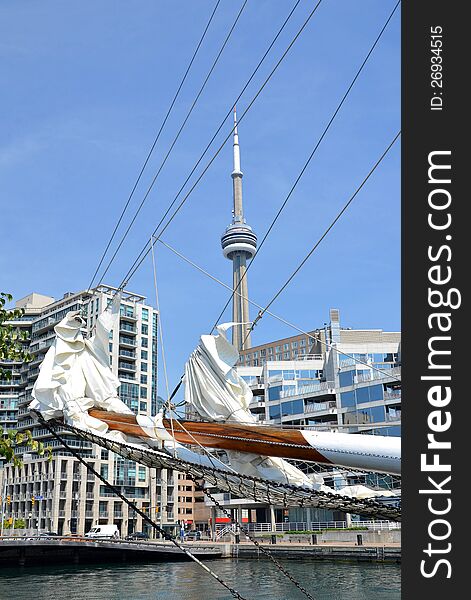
238,308 -> 401,437
203,309 -> 401,532
0,285 -> 189,537
220,108 -> 257,351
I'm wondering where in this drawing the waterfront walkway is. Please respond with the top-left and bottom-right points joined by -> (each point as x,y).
0,536 -> 400,566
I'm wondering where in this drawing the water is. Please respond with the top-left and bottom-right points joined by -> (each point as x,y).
0,559 -> 400,600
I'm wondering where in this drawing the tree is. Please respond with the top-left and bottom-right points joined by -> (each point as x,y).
0,292 -> 31,373
0,292 -> 50,465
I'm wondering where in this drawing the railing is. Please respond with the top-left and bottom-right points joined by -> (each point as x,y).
280,381 -> 332,399
384,389 -> 401,400
304,401 -> 337,414
216,525 -> 235,539
238,520 -> 401,532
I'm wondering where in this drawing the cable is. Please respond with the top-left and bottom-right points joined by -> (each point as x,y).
242,130 -> 401,347
87,0 -> 222,292
94,0 -> 303,291
37,414 -> 248,600
157,237 -> 402,383
210,0 -> 401,336
95,0 -> 249,287
115,0 -> 324,293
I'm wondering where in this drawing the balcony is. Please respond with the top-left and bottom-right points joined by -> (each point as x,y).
119,323 -> 137,335
98,511 -> 109,518
304,401 -> 337,414
119,337 -> 136,348
118,349 -> 136,360
113,511 -> 124,518
120,311 -> 137,322
118,362 -> 135,372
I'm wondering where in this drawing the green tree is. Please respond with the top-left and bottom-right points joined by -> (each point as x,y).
0,293 -> 50,465
0,292 -> 31,373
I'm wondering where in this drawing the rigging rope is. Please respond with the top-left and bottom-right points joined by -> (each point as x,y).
241,130 -> 401,348
150,237 -> 178,459
36,413 -> 249,600
210,0 -> 401,339
95,0 -> 249,288
196,480 -> 317,600
157,237 -> 402,383
87,0 -> 222,292
46,417 -> 401,521
111,0 -> 324,297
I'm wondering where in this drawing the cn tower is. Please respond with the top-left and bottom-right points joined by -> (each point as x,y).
220,107 -> 257,351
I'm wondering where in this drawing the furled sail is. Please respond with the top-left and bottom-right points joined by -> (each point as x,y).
30,295 -> 133,435
184,323 -> 317,487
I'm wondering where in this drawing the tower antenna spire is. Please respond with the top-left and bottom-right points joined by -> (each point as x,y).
220,107 -> 257,351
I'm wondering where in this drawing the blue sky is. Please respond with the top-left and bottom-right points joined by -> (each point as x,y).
1,0 -> 400,392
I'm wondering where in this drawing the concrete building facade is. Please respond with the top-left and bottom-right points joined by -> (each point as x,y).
0,286 -> 198,536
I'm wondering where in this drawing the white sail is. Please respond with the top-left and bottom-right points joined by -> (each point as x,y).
30,294 -> 133,434
184,323 -> 315,487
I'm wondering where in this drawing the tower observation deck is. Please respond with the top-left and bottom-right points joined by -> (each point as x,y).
220,108 -> 257,351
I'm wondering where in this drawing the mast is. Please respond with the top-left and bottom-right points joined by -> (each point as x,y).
220,107 -> 257,351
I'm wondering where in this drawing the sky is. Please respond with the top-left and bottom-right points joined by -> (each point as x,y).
0,0 -> 400,394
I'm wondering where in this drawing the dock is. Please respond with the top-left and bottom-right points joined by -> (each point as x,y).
0,537 -> 222,567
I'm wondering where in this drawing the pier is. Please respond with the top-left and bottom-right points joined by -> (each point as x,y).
0,537 -> 222,567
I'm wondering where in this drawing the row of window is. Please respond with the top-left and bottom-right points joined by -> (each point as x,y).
340,384 -> 384,407
269,399 -> 304,420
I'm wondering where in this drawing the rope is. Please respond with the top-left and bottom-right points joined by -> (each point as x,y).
112,0 -> 324,297
50,418 -> 401,521
86,0 -> 222,292
241,130 -> 401,348
211,0 -> 402,338
36,413 -> 249,600
95,0 -> 249,288
197,480 -> 316,600
157,238 -> 402,383
150,237 -> 177,458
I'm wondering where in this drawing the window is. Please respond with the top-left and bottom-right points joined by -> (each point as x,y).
300,339 -> 306,347
138,466 -> 146,482
141,308 -> 149,321
141,324 -> 148,335
120,305 -> 134,318
339,371 -> 354,387
283,352 -> 290,359
140,374 -> 148,384
275,346 -> 281,352
260,349 -> 266,356
340,390 -> 356,408
141,350 -> 148,360
101,449 -> 109,460
141,337 -> 148,348
140,401 -> 148,412
281,399 -> 304,416
268,385 -> 282,401
291,341 -> 298,349
269,404 -> 281,420
140,386 -> 147,399
283,343 -> 289,351
141,362 -> 148,372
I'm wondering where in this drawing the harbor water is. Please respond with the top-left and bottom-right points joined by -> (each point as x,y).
0,559 -> 400,600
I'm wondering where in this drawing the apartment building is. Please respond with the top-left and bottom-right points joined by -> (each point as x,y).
1,285 -> 181,536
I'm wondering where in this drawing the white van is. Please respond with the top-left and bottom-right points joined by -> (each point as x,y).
85,525 -> 120,539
